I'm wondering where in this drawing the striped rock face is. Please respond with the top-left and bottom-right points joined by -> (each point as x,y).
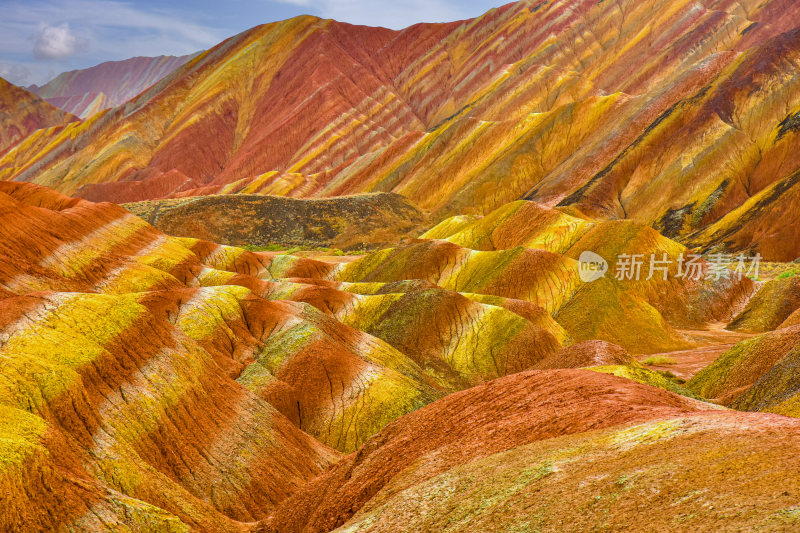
2,1 -> 800,527
0,78 -> 78,155
0,182 -> 796,531
0,183 -> 591,530
258,370 -> 800,533
350,200 -> 755,354
688,324 -> 800,412
2,0 -> 800,260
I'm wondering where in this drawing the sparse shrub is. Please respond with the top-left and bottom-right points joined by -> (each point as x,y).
655,370 -> 685,384
643,355 -> 678,366
241,243 -> 287,252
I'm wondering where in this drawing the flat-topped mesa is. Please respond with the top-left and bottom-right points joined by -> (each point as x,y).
123,192 -> 427,250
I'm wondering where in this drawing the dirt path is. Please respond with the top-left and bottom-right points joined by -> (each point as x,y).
634,324 -> 757,381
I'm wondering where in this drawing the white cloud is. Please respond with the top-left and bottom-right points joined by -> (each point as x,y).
0,0 -> 226,84
34,23 -> 87,60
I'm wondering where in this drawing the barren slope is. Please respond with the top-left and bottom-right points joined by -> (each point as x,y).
2,1 -> 800,260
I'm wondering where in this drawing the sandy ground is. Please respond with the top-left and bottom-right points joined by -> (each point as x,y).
635,324 -> 757,381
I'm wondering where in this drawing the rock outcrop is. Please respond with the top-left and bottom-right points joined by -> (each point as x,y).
124,192 -> 426,250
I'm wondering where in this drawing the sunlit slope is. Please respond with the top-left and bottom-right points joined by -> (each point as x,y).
259,369 -> 800,533
0,16 -> 451,201
0,182 -> 589,531
2,1 -> 800,260
346,200 -> 754,353
1,182 -> 796,531
688,325 -> 800,414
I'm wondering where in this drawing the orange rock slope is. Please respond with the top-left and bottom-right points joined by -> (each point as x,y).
2,0 -> 800,528
2,0 -> 800,259
2,182 -> 800,531
0,183 -> 574,529
0,78 -> 77,155
260,370 -> 800,532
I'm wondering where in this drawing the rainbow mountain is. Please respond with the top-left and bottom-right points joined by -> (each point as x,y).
3,0 -> 800,530
2,0 -> 800,260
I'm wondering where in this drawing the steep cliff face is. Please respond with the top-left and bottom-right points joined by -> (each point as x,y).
0,78 -> 77,155
3,0 -> 800,259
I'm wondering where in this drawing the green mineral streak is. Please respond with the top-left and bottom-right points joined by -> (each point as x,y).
196,268 -> 237,287
420,215 -> 482,240
334,247 -> 398,282
101,264 -> 181,294
269,281 -> 303,299
263,254 -> 302,279
556,280 -> 688,354
441,305 -> 527,379
200,245 -> 246,272
460,292 -> 571,345
338,289 -> 532,381
136,238 -> 195,273
441,248 -> 522,293
324,369 -> 438,453
728,344 -> 800,415
336,294 -> 404,333
237,362 -> 279,394
339,282 -> 402,295
729,276 -> 800,332
253,322 -> 319,373
424,200 -> 593,255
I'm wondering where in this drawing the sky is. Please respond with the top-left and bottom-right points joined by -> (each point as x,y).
0,0 -> 508,87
